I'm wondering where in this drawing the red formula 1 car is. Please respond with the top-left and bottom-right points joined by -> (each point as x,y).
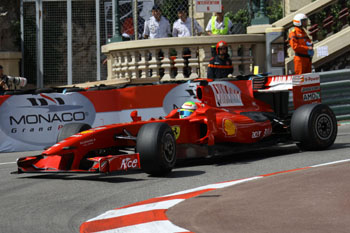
15,74 -> 337,176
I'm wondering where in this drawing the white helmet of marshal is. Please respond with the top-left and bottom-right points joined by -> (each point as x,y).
293,13 -> 308,27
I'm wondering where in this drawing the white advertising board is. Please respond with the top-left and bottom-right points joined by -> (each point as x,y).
195,0 -> 222,13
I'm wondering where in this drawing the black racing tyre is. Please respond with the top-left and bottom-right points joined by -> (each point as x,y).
57,123 -> 91,142
136,122 -> 176,176
291,103 -> 337,150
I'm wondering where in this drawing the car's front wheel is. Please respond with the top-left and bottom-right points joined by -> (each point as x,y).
136,123 -> 176,176
291,103 -> 337,150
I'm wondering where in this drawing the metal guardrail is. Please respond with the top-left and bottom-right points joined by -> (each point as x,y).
319,69 -> 350,121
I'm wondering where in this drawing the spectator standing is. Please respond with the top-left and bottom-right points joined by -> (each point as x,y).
205,7 -> 233,36
172,5 -> 203,37
143,5 -> 171,39
206,7 -> 233,56
207,41 -> 233,79
288,13 -> 314,74
172,5 -> 203,77
122,16 -> 145,40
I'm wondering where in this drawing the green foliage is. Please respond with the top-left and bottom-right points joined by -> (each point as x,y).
225,0 -> 284,30
226,9 -> 251,29
266,0 -> 283,23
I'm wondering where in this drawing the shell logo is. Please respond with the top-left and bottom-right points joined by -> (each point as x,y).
171,126 -> 181,140
223,119 -> 237,136
80,130 -> 94,134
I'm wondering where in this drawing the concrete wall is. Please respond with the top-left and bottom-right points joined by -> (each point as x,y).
285,0 -> 313,15
0,51 -> 22,76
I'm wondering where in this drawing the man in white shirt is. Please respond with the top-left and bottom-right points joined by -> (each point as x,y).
172,5 -> 203,37
172,5 -> 203,77
143,5 -> 171,39
205,7 -> 233,35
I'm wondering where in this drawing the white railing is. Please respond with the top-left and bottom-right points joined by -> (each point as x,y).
102,34 -> 266,85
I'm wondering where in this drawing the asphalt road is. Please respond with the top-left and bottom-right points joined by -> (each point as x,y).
0,124 -> 349,233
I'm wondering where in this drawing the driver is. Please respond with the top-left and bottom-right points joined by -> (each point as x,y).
179,101 -> 197,119
207,40 -> 233,79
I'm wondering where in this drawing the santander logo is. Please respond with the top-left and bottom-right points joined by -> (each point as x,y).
211,81 -> 243,107
0,92 -> 96,145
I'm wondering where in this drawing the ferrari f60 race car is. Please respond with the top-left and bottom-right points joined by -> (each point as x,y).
15,73 -> 337,176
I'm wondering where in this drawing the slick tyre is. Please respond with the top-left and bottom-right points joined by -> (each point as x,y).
291,104 -> 337,150
57,123 -> 91,142
136,123 -> 176,176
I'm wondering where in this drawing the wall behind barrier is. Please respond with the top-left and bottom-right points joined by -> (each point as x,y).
0,82 -> 199,152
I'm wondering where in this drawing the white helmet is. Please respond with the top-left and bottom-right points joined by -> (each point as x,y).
293,13 -> 308,26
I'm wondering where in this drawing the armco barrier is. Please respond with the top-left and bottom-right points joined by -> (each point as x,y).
319,69 -> 350,121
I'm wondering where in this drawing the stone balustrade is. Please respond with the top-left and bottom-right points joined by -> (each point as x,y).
102,34 -> 265,85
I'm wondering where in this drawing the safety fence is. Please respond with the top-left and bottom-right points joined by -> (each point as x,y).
319,69 -> 350,121
20,0 -> 252,88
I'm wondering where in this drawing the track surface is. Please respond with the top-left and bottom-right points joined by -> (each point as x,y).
0,124 -> 349,233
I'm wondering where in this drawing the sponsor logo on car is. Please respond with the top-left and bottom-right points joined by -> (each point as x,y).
301,86 -> 320,92
303,92 -> 320,101
263,127 -> 272,137
211,82 -> 243,107
120,158 -> 139,170
171,126 -> 181,140
80,130 -> 94,134
252,130 -> 262,138
303,75 -> 320,85
270,75 -> 293,84
80,138 -> 96,146
223,119 -> 237,136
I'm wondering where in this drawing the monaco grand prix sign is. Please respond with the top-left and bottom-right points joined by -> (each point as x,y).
0,93 -> 96,150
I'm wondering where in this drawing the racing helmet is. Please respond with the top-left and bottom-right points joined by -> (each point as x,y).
293,13 -> 308,27
216,40 -> 228,54
179,101 -> 197,119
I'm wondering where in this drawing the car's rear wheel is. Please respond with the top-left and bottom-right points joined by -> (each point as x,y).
136,123 -> 176,176
57,123 -> 91,142
291,103 -> 337,150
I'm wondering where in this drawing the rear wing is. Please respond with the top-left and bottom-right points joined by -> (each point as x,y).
255,73 -> 321,109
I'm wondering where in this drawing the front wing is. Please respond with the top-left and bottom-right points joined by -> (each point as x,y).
14,153 -> 141,174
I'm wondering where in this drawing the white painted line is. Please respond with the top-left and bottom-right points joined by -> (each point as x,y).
0,162 -> 16,165
94,220 -> 190,233
311,158 -> 350,167
162,176 -> 262,197
87,199 -> 184,222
